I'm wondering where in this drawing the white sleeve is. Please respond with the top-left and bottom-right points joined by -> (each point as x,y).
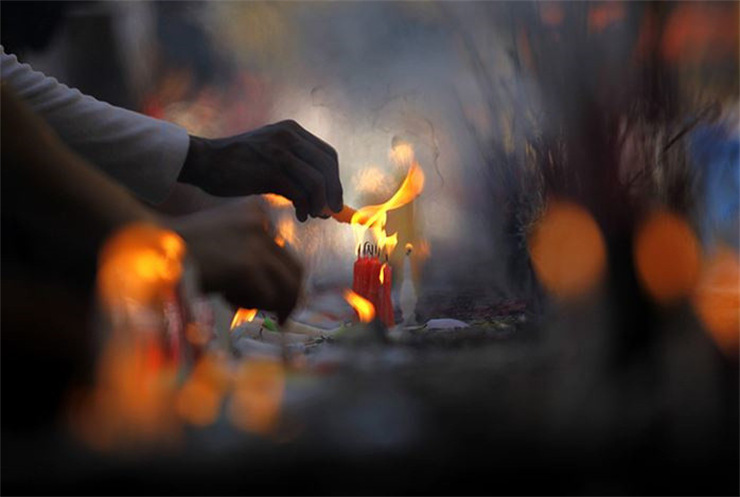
0,45 -> 190,204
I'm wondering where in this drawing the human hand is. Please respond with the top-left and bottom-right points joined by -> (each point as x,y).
167,200 -> 303,324
179,120 -> 343,222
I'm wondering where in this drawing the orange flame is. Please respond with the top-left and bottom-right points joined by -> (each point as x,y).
231,308 -> 258,330
350,161 -> 425,255
379,263 -> 387,284
344,289 -> 376,323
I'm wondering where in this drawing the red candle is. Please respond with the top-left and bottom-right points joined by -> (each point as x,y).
352,253 -> 366,295
366,257 -> 382,307
351,243 -> 395,327
380,263 -> 394,327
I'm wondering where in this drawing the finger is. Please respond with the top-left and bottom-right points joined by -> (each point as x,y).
272,175 -> 309,222
283,152 -> 328,218
292,141 -> 343,213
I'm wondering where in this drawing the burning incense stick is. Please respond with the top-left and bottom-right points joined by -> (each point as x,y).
327,205 -> 356,224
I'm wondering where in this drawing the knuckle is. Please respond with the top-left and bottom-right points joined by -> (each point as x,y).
327,146 -> 338,161
281,119 -> 301,131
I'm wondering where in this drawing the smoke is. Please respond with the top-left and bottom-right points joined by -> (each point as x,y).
189,2 -> 536,293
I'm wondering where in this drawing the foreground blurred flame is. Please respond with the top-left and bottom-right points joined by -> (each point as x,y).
98,223 -> 186,308
67,334 -> 179,452
229,359 -> 285,435
69,223 -> 190,451
175,351 -> 231,427
230,308 -> 258,330
344,289 -> 376,323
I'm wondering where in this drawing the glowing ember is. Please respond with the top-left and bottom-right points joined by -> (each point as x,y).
344,289 -> 376,323
230,308 -> 258,330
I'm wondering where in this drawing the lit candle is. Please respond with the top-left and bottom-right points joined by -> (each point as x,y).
352,242 -> 395,327
400,243 -> 416,325
379,261 -> 394,327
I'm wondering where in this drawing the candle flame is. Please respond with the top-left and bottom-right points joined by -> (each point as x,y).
344,289 -> 376,323
379,263 -> 387,284
230,308 -> 258,330
350,160 -> 425,255
405,242 -> 413,254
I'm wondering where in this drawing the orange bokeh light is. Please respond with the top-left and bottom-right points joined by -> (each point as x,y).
692,246 -> 740,357
540,2 -> 564,27
588,1 -> 625,33
98,223 -> 186,308
528,199 -> 607,299
175,377 -> 222,427
634,210 -> 701,304
229,360 -> 285,435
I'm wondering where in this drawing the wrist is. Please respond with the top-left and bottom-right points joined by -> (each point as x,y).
179,135 -> 211,189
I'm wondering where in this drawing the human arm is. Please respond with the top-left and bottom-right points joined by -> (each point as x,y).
1,85 -> 302,322
1,46 -> 344,223
1,45 -> 190,204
